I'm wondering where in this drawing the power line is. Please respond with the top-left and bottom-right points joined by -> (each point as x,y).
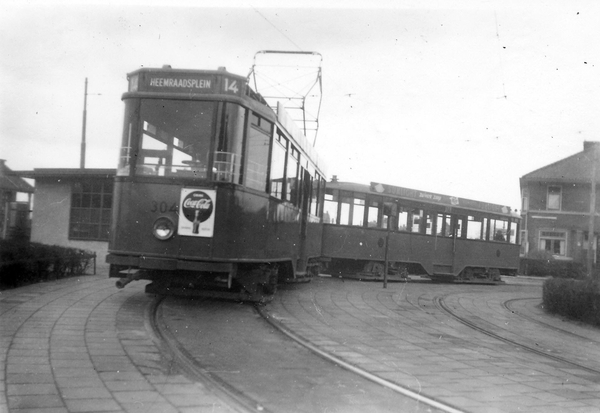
252,7 -> 303,51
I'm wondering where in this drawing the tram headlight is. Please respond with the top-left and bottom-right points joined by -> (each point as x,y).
152,217 -> 176,240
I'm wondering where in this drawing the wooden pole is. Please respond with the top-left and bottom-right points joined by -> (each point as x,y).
80,78 -> 88,169
588,145 -> 598,277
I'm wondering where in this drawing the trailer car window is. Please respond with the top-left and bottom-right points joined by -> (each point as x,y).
323,189 -> 338,224
352,195 -> 365,226
467,216 -> 483,240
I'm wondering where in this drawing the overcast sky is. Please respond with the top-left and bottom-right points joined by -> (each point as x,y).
2,0 -> 599,209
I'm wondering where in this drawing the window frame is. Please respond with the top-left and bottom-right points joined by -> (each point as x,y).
69,179 -> 113,241
547,185 -> 562,211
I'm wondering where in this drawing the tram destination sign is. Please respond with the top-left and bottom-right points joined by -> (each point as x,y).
129,70 -> 243,97
371,182 -> 511,215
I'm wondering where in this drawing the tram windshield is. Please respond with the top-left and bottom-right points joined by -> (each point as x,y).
118,99 -> 246,183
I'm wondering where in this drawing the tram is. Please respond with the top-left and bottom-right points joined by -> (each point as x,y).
321,181 -> 521,283
107,65 -> 327,301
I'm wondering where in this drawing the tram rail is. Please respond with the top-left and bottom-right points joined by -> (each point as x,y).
435,294 -> 600,377
148,296 -> 266,413
149,295 -> 462,413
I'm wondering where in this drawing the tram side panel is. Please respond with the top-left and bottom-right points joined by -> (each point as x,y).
321,224 -> 440,276
321,224 -> 519,280
452,239 -> 520,277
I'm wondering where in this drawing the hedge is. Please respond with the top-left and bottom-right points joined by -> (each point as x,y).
520,258 -> 587,279
0,240 -> 95,289
543,277 -> 600,327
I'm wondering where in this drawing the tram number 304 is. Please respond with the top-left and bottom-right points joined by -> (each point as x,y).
150,201 -> 178,213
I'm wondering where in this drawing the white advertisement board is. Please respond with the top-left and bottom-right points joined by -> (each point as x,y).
178,188 -> 216,237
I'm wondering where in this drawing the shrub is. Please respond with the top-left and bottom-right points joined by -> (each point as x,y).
0,240 -> 95,289
543,277 -> 600,327
520,255 -> 586,279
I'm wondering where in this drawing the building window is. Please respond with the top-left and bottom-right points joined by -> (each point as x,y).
547,186 -> 561,210
539,230 -> 566,256
70,180 -> 113,241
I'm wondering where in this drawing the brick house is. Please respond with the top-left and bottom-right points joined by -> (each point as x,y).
520,141 -> 600,268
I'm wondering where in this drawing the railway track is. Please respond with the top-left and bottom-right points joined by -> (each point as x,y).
149,295 -> 463,413
435,293 -> 600,377
148,296 -> 263,413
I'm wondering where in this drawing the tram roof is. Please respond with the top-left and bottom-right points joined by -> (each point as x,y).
327,180 -> 517,218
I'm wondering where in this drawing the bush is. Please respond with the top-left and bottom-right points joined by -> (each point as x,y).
520,254 -> 586,279
543,277 -> 600,327
0,240 -> 95,289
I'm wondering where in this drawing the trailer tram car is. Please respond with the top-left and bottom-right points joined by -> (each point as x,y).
321,181 -> 520,283
107,65 -> 326,301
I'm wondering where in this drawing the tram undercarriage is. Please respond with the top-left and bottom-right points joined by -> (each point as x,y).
111,262 -> 280,303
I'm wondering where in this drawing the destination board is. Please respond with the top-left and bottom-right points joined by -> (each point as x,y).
370,182 -> 511,215
129,70 -> 243,97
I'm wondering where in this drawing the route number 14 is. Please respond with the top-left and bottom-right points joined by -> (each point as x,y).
224,78 -> 239,94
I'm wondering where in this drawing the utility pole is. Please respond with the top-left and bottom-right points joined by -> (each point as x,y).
588,144 -> 598,277
80,78 -> 88,169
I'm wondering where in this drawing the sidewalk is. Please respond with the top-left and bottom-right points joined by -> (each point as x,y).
0,274 -> 234,413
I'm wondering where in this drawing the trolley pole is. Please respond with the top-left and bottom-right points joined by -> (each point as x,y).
80,78 -> 88,169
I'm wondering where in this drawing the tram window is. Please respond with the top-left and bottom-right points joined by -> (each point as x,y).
436,213 -> 452,237
467,216 -> 483,240
490,218 -> 508,242
214,103 -> 245,183
269,133 -> 287,199
118,100 -> 138,176
286,146 -> 299,204
245,114 -> 272,191
367,199 -> 380,228
424,212 -> 434,235
398,208 -> 409,231
136,100 -> 214,178
323,189 -> 339,224
508,221 -> 519,244
339,193 -> 352,226
352,195 -> 365,226
383,201 -> 396,230
310,173 -> 322,215
410,209 -> 422,233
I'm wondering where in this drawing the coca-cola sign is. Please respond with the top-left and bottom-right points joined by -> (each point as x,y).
178,188 -> 216,237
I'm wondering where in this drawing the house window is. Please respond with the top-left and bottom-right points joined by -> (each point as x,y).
547,186 -> 561,210
539,230 -> 566,256
70,180 -> 113,241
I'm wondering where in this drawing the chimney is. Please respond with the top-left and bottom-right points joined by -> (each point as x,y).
583,141 -> 600,152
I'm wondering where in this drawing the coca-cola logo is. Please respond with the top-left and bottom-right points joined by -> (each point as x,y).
181,191 -> 213,223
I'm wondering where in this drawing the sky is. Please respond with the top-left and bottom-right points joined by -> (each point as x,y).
1,0 -> 599,210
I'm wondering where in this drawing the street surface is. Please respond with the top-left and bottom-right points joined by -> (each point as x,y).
1,273 -> 600,412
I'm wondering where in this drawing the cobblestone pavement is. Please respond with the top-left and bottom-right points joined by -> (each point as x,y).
0,274 -> 234,413
263,276 -> 600,413
2,273 -> 600,413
